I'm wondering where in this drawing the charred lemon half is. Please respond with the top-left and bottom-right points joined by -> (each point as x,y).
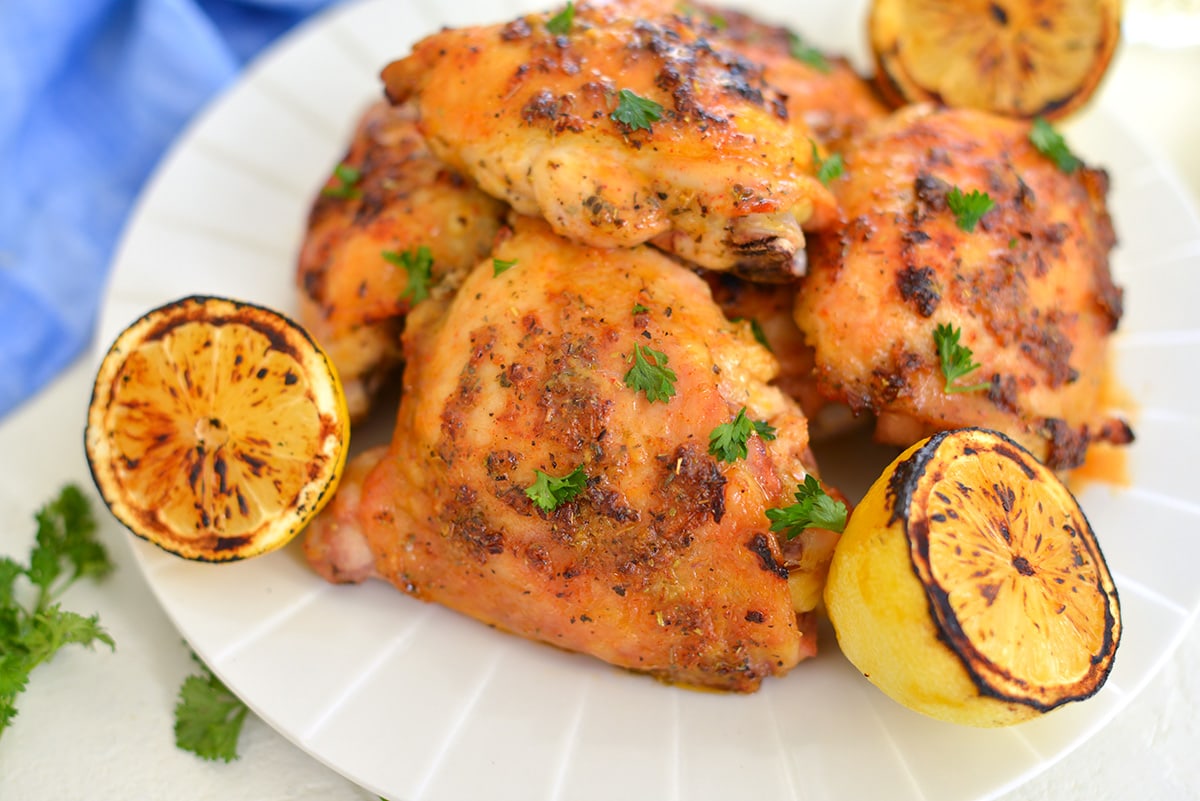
824,428 -> 1120,726
869,0 -> 1122,120
85,295 -> 349,562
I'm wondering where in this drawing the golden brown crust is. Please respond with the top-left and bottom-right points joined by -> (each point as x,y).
380,0 -> 838,278
707,5 -> 890,147
795,104 -> 1130,469
351,216 -> 828,690
296,101 -> 506,418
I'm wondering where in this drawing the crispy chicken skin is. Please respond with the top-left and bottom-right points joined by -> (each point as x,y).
795,105 -> 1132,470
305,216 -> 840,691
297,100 -> 506,419
380,0 -> 838,280
711,6 -> 889,147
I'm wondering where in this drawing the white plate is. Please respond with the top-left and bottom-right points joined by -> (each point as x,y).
95,1 -> 1200,799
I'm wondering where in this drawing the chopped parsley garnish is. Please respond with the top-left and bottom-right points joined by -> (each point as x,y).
526,465 -> 588,512
748,318 -> 771,351
946,186 -> 995,232
492,257 -> 518,277
765,475 -> 847,539
0,485 -> 114,740
709,407 -> 778,463
934,322 -> 990,394
787,31 -> 830,73
624,343 -> 677,403
1029,117 -> 1080,174
632,302 -> 650,315
321,162 -> 362,200
383,245 -> 433,304
810,139 -> 844,186
731,316 -> 772,352
677,3 -> 726,29
611,89 -> 664,133
174,653 -> 250,762
546,1 -> 574,35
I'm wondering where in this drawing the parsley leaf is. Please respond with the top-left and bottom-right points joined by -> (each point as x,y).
946,186 -> 995,232
546,1 -> 575,35
731,316 -> 772,352
383,245 -> 433,304
624,343 -> 677,403
632,303 -> 650,315
677,3 -> 726,29
747,318 -> 772,352
320,162 -> 362,200
933,322 -> 990,394
174,655 -> 250,762
493,257 -> 518,277
787,31 -> 830,73
765,475 -> 847,539
810,139 -> 844,186
1029,117 -> 1080,174
0,485 -> 114,741
526,466 -> 588,512
709,407 -> 778,463
611,89 -> 664,133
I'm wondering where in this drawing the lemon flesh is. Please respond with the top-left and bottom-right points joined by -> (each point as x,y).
824,427 -> 1120,726
85,295 -> 350,562
870,0 -> 1122,120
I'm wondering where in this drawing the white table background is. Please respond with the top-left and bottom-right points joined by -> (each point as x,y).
1,30 -> 1198,801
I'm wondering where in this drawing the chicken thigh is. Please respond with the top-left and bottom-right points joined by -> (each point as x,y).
297,100 -> 507,419
380,0 -> 838,280
306,216 -> 839,691
795,105 -> 1131,469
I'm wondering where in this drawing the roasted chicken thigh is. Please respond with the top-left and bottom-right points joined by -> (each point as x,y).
795,105 -> 1131,469
306,216 -> 839,691
297,100 -> 506,419
380,0 -> 838,280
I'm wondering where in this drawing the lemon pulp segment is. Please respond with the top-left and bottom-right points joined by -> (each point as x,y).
825,427 -> 1121,725
86,295 -> 349,562
871,0 -> 1122,119
901,431 -> 1120,709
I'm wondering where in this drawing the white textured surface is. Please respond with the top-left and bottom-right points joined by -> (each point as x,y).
1,11 -> 1198,801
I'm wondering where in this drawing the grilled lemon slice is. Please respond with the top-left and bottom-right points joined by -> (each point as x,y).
869,0 -> 1122,120
824,427 -> 1120,726
85,295 -> 350,562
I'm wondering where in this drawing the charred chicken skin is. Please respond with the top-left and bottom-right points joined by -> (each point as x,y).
305,216 -> 840,691
795,105 -> 1131,469
380,0 -> 838,280
711,5 -> 889,148
297,100 -> 507,419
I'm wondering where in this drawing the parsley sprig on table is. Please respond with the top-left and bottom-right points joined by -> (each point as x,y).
174,653 -> 250,762
934,323 -> 990,394
709,407 -> 777,463
0,485 -> 114,740
765,475 -> 847,539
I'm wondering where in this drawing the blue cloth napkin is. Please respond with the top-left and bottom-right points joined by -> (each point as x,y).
0,0 -> 339,420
